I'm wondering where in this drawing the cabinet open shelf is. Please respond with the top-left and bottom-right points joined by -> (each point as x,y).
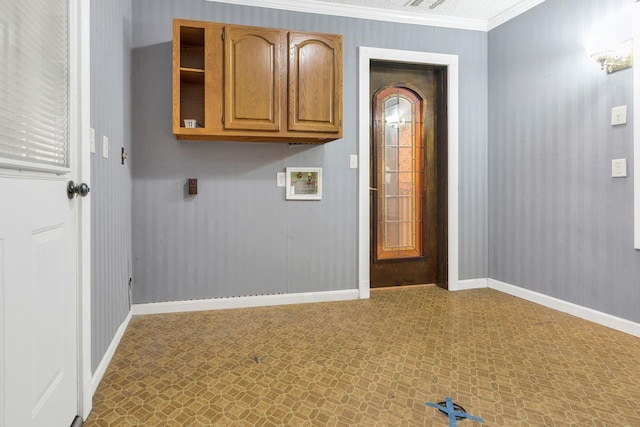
176,25 -> 206,129
179,68 -> 205,84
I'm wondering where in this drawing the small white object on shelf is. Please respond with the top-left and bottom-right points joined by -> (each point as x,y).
184,119 -> 197,128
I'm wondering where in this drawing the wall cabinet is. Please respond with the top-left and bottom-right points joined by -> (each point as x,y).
173,19 -> 343,143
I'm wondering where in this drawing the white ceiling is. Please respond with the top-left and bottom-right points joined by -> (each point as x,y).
312,0 -> 528,21
210,0 -> 547,31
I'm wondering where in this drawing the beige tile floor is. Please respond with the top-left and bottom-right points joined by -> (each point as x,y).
84,286 -> 640,426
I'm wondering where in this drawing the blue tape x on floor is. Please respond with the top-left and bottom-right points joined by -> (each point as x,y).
426,397 -> 484,426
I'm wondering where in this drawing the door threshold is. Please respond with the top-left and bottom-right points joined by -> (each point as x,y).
370,283 -> 436,291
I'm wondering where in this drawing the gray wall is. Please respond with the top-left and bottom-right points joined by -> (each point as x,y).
130,0 -> 489,303
488,0 -> 640,322
90,0 -> 133,371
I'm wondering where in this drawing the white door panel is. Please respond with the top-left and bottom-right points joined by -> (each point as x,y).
0,177 -> 77,427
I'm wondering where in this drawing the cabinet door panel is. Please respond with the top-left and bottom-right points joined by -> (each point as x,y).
288,32 -> 342,133
224,26 -> 283,131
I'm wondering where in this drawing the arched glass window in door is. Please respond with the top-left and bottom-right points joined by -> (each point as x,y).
373,86 -> 424,260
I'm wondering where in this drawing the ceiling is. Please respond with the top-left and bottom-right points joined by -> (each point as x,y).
311,0 -> 532,22
210,0 -> 547,31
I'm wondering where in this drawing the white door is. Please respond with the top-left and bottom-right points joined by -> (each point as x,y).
0,178 -> 79,427
0,0 -> 87,425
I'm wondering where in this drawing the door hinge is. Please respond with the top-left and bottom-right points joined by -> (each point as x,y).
221,115 -> 225,124
221,29 -> 225,41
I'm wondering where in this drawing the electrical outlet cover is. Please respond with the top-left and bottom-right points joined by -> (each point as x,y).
612,158 -> 627,178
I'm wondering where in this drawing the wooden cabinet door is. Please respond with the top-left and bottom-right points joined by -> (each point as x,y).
224,26 -> 284,131
288,32 -> 342,133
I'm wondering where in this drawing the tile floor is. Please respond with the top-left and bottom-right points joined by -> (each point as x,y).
84,286 -> 640,426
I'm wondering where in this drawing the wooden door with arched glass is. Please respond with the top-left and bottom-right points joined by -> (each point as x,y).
370,61 -> 447,288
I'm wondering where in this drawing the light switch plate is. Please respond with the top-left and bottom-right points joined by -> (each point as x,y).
612,158 -> 627,177
102,136 -> 109,159
90,128 -> 96,153
611,105 -> 627,126
276,172 -> 285,187
349,155 -> 358,169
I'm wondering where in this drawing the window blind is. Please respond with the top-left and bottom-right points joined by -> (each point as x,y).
0,0 -> 69,170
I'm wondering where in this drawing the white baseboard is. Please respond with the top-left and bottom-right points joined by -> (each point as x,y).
450,278 -> 488,291
90,311 -> 132,397
132,289 -> 360,315
488,278 -> 640,338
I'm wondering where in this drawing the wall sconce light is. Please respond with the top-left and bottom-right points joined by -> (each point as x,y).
591,39 -> 633,73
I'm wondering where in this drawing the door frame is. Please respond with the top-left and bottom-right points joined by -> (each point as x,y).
633,2 -> 640,249
358,47 -> 459,298
70,0 -> 92,419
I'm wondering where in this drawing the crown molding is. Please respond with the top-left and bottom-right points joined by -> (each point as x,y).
488,0 -> 546,30
207,0 -> 488,31
208,0 -> 548,32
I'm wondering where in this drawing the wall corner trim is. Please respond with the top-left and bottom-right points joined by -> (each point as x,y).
132,289 -> 360,316
89,311 -> 132,400
488,279 -> 640,339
